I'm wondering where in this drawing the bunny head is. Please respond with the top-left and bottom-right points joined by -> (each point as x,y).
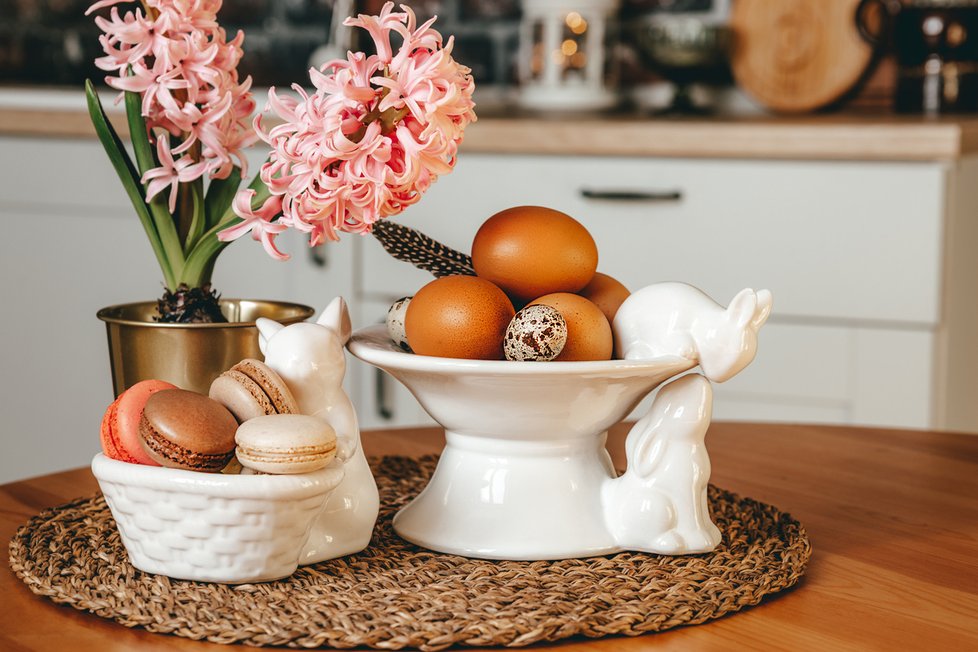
257,297 -> 353,400
697,288 -> 772,383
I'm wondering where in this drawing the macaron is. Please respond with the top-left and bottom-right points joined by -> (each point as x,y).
209,358 -> 299,423
235,414 -> 337,475
100,379 -> 177,465
139,389 -> 239,472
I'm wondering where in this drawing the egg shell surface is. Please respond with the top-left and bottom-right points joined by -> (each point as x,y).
405,275 -> 516,360
471,206 -> 599,304
504,304 -> 568,361
386,296 -> 412,351
529,293 -> 613,361
578,272 -> 631,325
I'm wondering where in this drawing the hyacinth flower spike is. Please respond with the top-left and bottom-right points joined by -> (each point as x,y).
219,2 -> 477,258
85,0 -> 260,321
86,1 -> 475,321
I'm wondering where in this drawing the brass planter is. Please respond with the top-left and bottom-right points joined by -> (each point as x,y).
97,299 -> 315,397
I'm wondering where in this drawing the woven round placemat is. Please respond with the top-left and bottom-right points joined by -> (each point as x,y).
10,455 -> 811,650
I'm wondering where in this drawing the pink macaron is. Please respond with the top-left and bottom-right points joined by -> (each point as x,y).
100,379 -> 177,465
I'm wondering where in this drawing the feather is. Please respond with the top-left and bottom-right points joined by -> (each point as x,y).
370,220 -> 475,278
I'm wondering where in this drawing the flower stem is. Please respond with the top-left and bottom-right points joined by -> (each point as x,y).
174,133 -> 201,248
348,104 -> 411,142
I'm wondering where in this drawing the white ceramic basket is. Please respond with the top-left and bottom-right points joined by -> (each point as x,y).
92,453 -> 344,583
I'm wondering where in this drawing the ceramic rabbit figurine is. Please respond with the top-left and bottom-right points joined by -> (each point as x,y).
613,282 -> 773,383
257,297 -> 379,563
603,373 -> 721,554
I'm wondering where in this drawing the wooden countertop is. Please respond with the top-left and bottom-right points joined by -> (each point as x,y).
3,422 -> 977,650
4,104 -> 978,161
461,114 -> 978,161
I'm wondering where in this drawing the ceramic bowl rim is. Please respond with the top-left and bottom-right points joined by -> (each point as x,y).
348,324 -> 697,378
91,453 -> 344,500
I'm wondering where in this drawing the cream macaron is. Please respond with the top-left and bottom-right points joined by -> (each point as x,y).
234,414 -> 337,474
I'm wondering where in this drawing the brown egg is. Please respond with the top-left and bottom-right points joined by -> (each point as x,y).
578,272 -> 630,325
529,293 -> 613,361
471,206 -> 599,304
405,275 -> 515,360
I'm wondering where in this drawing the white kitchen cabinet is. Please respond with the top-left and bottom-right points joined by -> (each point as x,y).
351,298 -> 435,431
352,153 -> 978,433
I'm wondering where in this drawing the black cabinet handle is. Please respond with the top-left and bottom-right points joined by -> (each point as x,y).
375,368 -> 394,421
309,244 -> 328,268
580,188 -> 683,202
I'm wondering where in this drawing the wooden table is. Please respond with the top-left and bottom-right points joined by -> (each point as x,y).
3,422 -> 977,650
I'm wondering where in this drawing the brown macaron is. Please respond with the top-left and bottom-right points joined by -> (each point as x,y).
209,359 -> 299,423
138,389 -> 239,472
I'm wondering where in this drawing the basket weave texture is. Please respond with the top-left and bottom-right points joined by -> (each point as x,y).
97,467 -> 330,581
9,455 -> 812,650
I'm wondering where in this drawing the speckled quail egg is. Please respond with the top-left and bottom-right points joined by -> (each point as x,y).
386,296 -> 413,351
503,304 -> 568,361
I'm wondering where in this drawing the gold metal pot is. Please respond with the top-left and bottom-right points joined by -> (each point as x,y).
97,299 -> 315,397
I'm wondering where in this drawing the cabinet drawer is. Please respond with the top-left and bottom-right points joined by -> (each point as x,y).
721,322 -> 852,403
349,299 -> 435,430
626,322 -> 932,429
361,155 -> 946,326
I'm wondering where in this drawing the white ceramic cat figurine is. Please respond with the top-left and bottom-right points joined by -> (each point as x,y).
613,282 -> 773,383
257,297 -> 380,563
602,373 -> 722,554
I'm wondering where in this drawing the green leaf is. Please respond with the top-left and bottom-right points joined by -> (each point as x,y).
203,166 -> 242,230
123,89 -> 185,277
184,180 -> 206,253
85,80 -> 176,289
180,175 -> 273,288
124,90 -> 154,174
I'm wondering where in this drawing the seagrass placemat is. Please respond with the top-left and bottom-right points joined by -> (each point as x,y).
10,455 -> 811,650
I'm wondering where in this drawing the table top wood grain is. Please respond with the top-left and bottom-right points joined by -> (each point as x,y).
3,422 -> 977,651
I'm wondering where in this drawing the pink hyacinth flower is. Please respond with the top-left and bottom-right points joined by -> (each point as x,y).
218,190 -> 289,260
88,0 -> 257,186
225,1 -> 477,257
142,134 -> 209,212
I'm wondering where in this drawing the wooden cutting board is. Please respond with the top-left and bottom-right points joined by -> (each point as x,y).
730,0 -> 876,113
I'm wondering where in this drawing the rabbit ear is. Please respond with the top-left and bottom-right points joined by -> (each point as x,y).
753,289 -> 773,329
624,411 -> 652,463
727,288 -> 758,328
317,297 -> 352,345
634,430 -> 667,478
256,318 -> 284,356
625,397 -> 671,479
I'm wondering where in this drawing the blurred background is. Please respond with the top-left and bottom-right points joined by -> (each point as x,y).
4,0 -> 976,115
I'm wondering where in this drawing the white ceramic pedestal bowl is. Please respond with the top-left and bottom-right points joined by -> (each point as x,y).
92,454 -> 344,583
348,325 -> 699,560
